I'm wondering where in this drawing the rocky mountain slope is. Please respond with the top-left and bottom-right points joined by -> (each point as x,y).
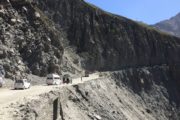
1,0 -> 180,76
0,0 -> 65,77
36,0 -> 180,71
154,12 -> 180,37
0,0 -> 180,120
3,70 -> 180,120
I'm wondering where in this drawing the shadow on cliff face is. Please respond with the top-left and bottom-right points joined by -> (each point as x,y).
2,0 -> 179,77
112,65 -> 180,107
36,0 -> 180,72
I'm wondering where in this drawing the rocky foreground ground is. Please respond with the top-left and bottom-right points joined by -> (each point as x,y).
0,67 -> 180,120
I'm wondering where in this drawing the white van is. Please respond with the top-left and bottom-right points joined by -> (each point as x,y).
14,79 -> 31,89
46,74 -> 62,85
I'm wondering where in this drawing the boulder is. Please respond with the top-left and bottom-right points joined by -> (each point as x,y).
34,12 -> 40,18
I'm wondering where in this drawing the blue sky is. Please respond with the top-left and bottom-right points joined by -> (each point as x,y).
85,0 -> 180,24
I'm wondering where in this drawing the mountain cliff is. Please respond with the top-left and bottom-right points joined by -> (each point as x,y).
36,0 -> 180,71
0,0 -> 65,77
0,0 -> 180,119
1,0 -> 180,76
154,12 -> 180,37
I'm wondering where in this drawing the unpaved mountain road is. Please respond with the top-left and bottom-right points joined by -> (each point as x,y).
0,73 -> 99,108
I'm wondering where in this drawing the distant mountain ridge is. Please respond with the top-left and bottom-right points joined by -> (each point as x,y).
154,12 -> 180,37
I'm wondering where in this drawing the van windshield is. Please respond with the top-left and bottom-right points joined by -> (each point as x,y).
15,80 -> 23,83
47,77 -> 53,79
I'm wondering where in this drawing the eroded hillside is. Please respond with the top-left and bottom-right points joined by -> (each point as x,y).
0,0 -> 64,77
36,0 -> 180,71
3,69 -> 180,120
0,0 -> 180,120
1,0 -> 180,76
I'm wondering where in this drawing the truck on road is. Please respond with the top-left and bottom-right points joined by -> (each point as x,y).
63,74 -> 72,84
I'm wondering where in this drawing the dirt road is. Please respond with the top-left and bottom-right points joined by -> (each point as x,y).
0,73 -> 99,107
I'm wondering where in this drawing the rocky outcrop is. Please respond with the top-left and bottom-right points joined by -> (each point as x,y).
154,12 -> 180,37
0,0 -> 180,120
1,0 -> 180,77
36,0 -> 180,71
0,0 -> 64,77
6,69 -> 180,120
0,0 -> 180,116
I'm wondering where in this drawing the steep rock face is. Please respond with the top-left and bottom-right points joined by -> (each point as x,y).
0,0 -> 180,119
154,13 -> 180,37
36,0 -> 180,71
0,0 -> 64,77
1,0 -> 180,77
